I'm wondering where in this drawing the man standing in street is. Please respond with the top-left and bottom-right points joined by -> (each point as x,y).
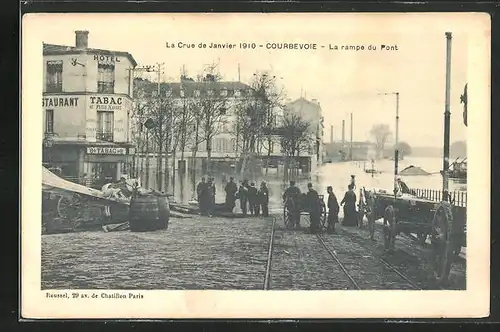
283,180 -> 302,228
206,177 -> 216,217
224,177 -> 238,212
326,186 -> 339,234
248,182 -> 258,216
258,181 -> 269,217
196,177 -> 207,215
305,183 -> 321,233
341,184 -> 357,226
238,180 -> 249,216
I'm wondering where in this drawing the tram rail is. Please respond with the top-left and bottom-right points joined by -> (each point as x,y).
263,216 -> 276,290
338,228 -> 423,290
264,215 -> 423,290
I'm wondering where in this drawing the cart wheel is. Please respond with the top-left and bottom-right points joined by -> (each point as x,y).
431,202 -> 454,286
383,205 -> 396,252
57,194 -> 83,228
319,201 -> 327,230
283,205 -> 294,229
367,212 -> 376,240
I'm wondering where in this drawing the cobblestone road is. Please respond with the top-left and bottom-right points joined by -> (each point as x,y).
42,214 -> 466,290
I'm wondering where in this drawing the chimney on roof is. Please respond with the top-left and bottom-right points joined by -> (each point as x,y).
75,30 -> 89,49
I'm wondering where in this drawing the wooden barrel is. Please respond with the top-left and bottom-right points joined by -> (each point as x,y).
129,194 -> 170,232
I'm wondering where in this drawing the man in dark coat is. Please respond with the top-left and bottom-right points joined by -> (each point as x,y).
206,178 -> 215,217
224,177 -> 238,212
326,186 -> 339,233
341,184 -> 357,226
196,177 -> 207,215
305,183 -> 321,233
210,177 -> 216,208
248,182 -> 258,216
238,180 -> 249,216
258,181 -> 269,217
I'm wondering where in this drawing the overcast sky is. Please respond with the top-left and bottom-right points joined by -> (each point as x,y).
30,13 -> 482,147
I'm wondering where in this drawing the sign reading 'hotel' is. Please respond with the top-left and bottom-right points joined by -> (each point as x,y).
86,147 -> 127,155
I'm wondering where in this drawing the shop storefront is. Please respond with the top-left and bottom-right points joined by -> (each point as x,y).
83,145 -> 134,188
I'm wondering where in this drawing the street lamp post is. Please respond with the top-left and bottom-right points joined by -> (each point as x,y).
442,32 -> 452,202
378,91 -> 400,196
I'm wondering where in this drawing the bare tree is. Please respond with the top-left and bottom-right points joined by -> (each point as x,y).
369,123 -> 392,159
194,64 -> 229,175
234,71 -> 285,178
278,113 -> 312,180
130,84 -> 150,179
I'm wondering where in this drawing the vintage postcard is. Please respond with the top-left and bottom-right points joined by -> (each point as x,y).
21,13 -> 490,319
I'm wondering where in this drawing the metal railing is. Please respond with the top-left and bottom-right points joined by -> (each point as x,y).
413,188 -> 467,208
96,132 -> 114,142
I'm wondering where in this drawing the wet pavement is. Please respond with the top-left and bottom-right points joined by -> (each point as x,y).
42,212 -> 466,290
42,159 -> 466,290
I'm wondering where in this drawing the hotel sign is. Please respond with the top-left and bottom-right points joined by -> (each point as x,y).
87,147 -> 127,155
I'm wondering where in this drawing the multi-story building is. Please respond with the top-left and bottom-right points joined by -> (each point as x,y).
42,30 -> 137,187
282,97 -> 325,173
132,76 -> 254,172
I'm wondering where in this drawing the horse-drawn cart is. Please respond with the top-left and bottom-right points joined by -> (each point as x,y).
360,186 -> 466,285
42,167 -> 130,234
283,193 -> 327,230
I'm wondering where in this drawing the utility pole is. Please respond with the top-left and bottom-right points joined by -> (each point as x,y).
377,91 -> 400,196
128,64 -> 160,189
443,32 -> 452,202
330,125 -> 333,143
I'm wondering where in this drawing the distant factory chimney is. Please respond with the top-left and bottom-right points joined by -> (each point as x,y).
341,120 -> 345,148
330,125 -> 333,143
75,30 -> 89,49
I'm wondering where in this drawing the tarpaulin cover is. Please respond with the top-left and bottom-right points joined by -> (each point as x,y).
42,166 -> 129,204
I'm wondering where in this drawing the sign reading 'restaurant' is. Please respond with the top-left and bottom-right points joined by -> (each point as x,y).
42,97 -> 80,107
87,147 -> 127,155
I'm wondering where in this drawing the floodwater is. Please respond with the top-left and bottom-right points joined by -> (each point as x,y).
42,156 -> 467,290
138,156 -> 466,214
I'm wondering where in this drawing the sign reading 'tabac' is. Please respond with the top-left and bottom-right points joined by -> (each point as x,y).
86,147 -> 127,155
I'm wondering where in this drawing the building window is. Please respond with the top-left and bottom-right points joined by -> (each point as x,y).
97,63 -> 115,93
46,61 -> 63,92
45,109 -> 54,134
97,111 -> 114,142
194,90 -> 200,97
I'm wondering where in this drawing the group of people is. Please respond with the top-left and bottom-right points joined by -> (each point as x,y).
196,177 -> 269,217
281,175 -> 360,234
282,181 -> 340,234
196,176 -> 217,216
196,176 -> 270,217
225,178 -> 270,217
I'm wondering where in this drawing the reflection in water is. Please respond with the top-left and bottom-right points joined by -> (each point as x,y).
139,157 -> 466,212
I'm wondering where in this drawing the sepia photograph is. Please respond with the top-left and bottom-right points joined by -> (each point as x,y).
22,13 -> 490,319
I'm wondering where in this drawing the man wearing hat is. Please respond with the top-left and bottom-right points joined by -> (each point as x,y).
326,186 -> 339,233
248,182 -> 258,216
196,176 -> 208,215
283,180 -> 302,228
305,183 -> 321,233
224,176 -> 238,212
258,181 -> 269,217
